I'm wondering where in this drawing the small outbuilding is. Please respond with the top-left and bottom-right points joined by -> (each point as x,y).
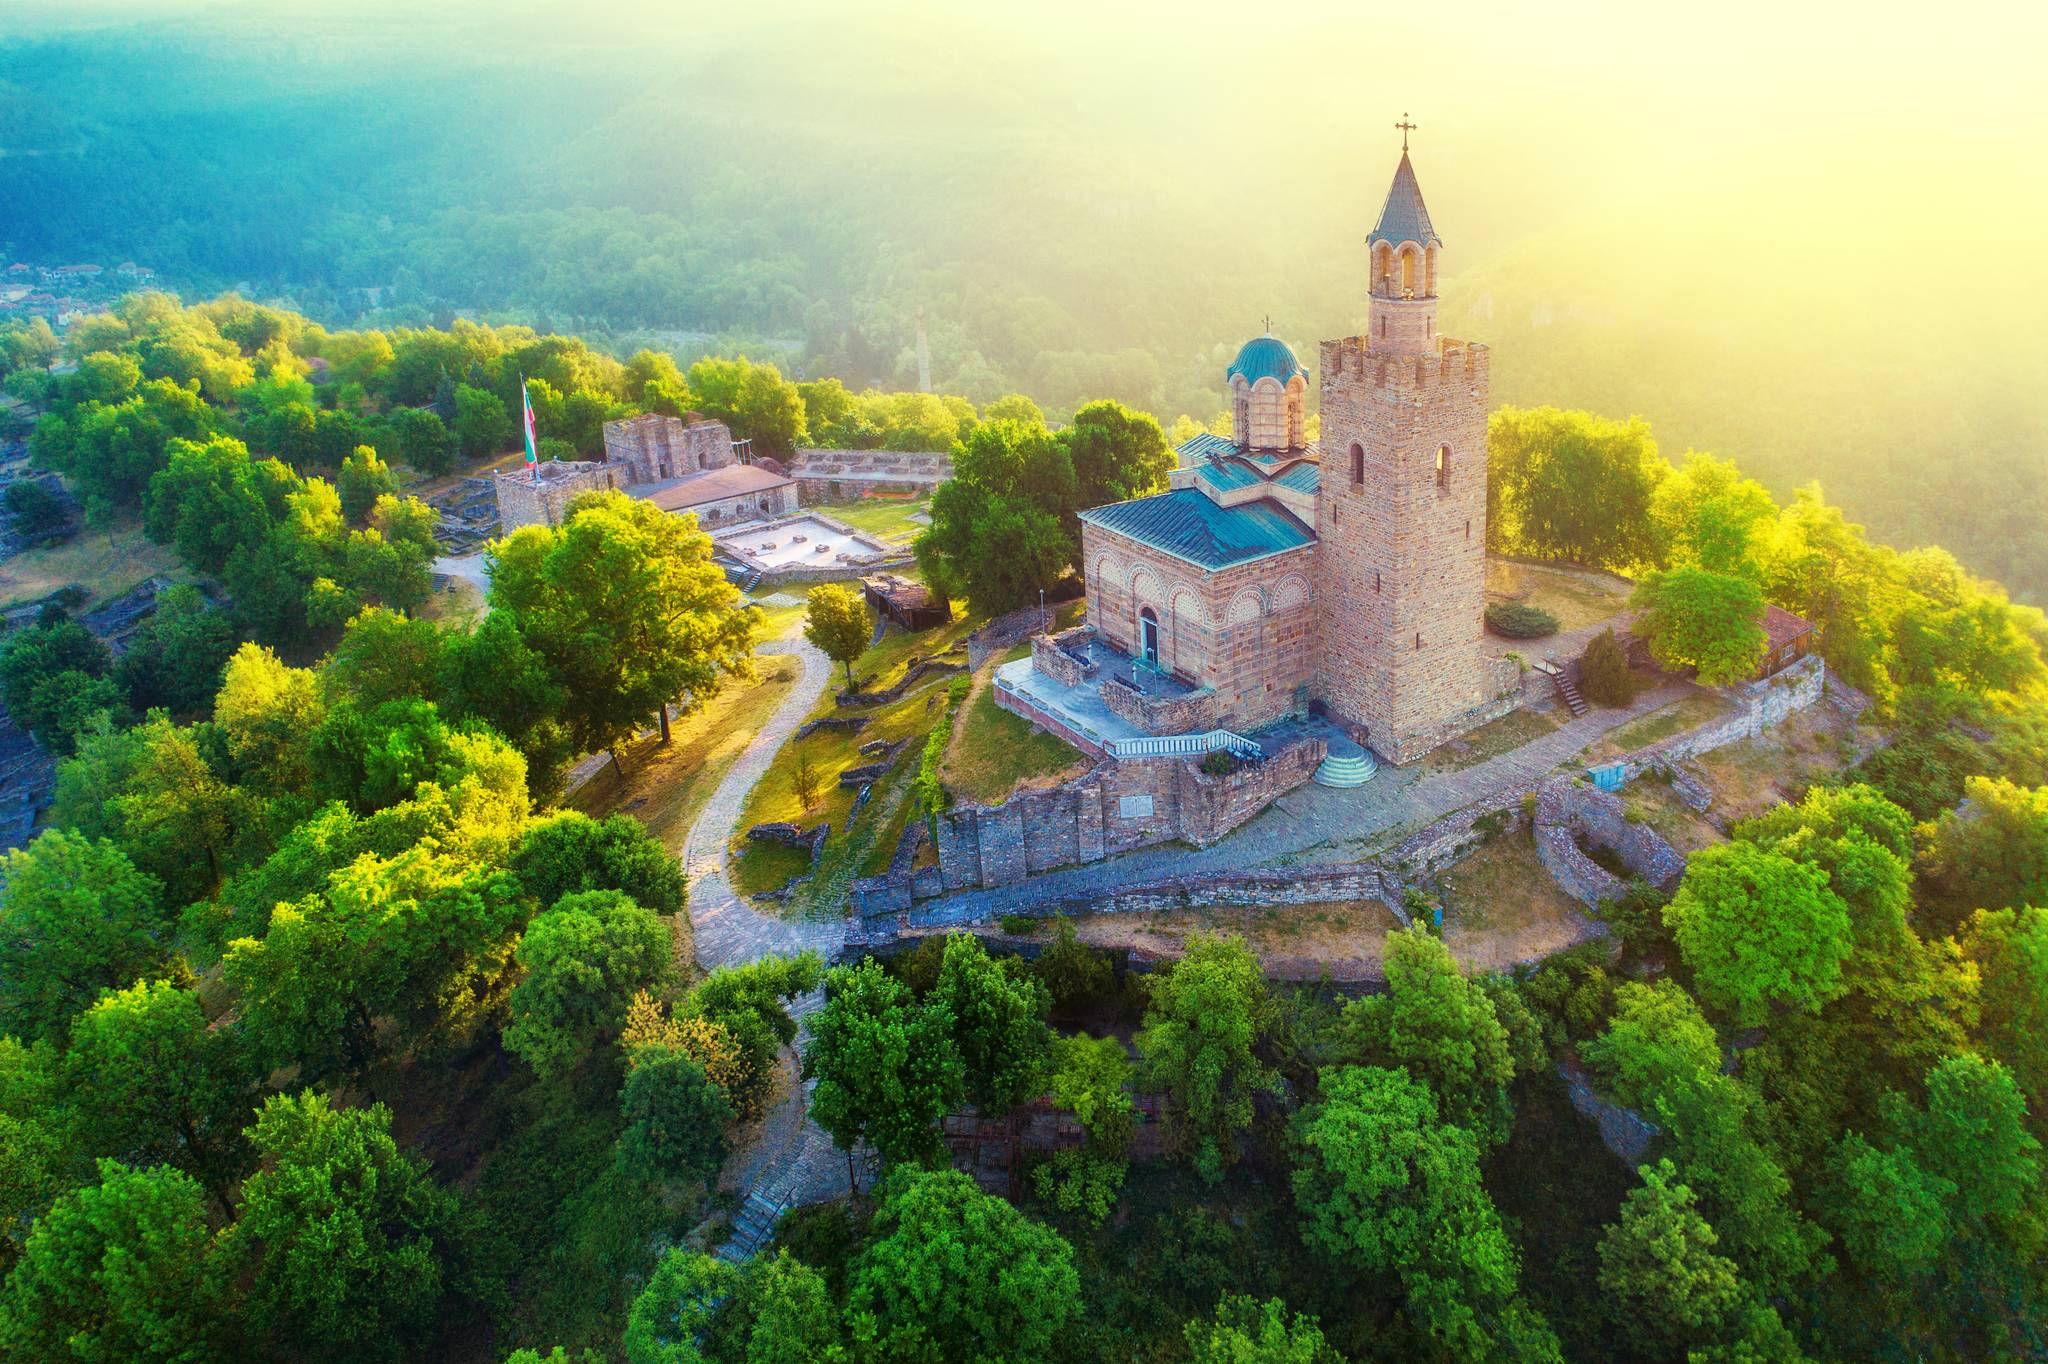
1758,604 -> 1815,679
863,574 -> 950,631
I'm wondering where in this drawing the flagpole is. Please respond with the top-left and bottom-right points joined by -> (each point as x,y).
522,374 -> 540,487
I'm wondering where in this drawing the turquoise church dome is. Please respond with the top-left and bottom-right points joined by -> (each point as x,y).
1225,334 -> 1306,387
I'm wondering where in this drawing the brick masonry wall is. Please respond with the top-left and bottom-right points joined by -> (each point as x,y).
1083,526 -> 1315,733
1532,777 -> 1685,908
1314,338 -> 1493,763
1030,632 -> 1093,689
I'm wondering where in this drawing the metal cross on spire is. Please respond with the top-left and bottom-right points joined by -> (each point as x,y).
1262,313 -> 1273,334
1395,113 -> 1416,151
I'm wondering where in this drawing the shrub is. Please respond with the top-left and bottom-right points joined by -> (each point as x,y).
1579,628 -> 1637,707
998,913 -> 1041,935
1198,750 -> 1239,777
1485,600 -> 1560,639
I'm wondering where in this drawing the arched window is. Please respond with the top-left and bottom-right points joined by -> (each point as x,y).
1349,442 -> 1364,487
1379,315 -> 1387,338
1435,444 -> 1450,490
1414,631 -> 1422,650
1401,248 -> 1417,293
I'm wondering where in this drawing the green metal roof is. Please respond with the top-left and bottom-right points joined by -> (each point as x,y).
1195,459 -> 1262,492
1080,489 -> 1314,569
1176,431 -> 1238,465
1275,460 -> 1321,493
1225,335 -> 1306,387
1367,151 -> 1441,248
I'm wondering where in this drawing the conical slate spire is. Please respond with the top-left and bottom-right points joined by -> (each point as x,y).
1367,151 -> 1441,248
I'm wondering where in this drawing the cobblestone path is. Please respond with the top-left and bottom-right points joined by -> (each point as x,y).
914,678 -> 1698,925
681,635 -> 857,1257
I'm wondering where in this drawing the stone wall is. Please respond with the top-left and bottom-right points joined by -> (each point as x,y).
493,462 -> 615,530
1610,654 -> 1826,782
788,449 -> 952,503
1083,527 -> 1316,733
1314,337 -> 1495,764
1031,631 -> 1093,689
1532,776 -> 1685,908
1098,675 -> 1224,735
601,413 -> 734,486
930,734 -> 1324,892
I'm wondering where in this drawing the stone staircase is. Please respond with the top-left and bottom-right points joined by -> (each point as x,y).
1312,734 -> 1379,787
718,1187 -> 787,1263
1553,670 -> 1589,717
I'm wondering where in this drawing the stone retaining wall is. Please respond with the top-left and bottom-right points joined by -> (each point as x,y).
1099,675 -> 1222,735
1030,632 -> 1092,689
1610,654 -> 1825,783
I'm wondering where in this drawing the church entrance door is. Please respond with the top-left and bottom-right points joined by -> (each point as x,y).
1139,609 -> 1160,668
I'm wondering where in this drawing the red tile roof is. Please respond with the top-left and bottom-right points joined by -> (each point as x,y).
639,463 -> 793,511
1762,604 -> 1813,649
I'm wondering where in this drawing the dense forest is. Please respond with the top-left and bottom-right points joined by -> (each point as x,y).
2,3 -> 2044,595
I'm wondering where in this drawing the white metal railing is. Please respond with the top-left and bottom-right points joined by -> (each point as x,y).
1106,729 -> 1263,761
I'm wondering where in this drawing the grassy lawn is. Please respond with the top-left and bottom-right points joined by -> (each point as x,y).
569,654 -> 802,855
1422,705 -> 1562,775
1485,559 -> 1631,635
1436,827 -> 1600,972
729,617 -> 973,900
941,653 -> 1087,805
745,591 -> 811,643
1622,776 -> 1725,854
0,515 -> 188,608
1595,691 -> 1733,757
420,575 -> 485,628
812,495 -> 930,543
1073,898 -> 1402,981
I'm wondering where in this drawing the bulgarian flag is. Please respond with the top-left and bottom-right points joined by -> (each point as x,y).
521,377 -> 540,479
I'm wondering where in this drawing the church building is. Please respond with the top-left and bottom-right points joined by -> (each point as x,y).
1008,140 -> 1519,766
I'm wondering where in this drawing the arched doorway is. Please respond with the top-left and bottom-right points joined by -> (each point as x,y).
1139,607 -> 1160,667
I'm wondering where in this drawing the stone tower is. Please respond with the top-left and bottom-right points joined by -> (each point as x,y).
1313,144 -> 1495,763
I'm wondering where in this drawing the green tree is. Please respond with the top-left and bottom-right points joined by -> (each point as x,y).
336,444 -> 399,525
510,810 -> 687,917
724,1249 -> 840,1364
2,478 -> 67,540
1649,450 -> 1779,577
489,489 -> 758,757
454,383 -> 511,458
142,434 -> 277,577
0,830 -> 167,1042
1960,906 -> 2048,1133
1487,406 -> 1663,570
0,1160 -> 219,1364
1063,397 -> 1172,512
624,1248 -> 729,1364
223,848 -> 525,1079
1336,925 -> 1517,1146
1290,1065 -> 1559,1360
803,582 -> 872,690
1821,1133 -> 1952,1282
914,417 -> 1076,616
224,1092 -> 457,1363
1916,776 -> 2048,933
1630,566 -> 1769,684
504,890 -> 673,1078
804,957 -> 963,1170
1663,841 -> 1853,1026
1581,980 -> 1722,1110
441,610 -> 576,798
931,932 -> 1052,1114
616,1051 -> 733,1186
64,979 -> 253,1214
690,952 -> 824,1115
1184,1295 -> 1344,1364
982,392 -> 1046,428
1135,934 -> 1277,1182
1596,1159 -> 1744,1355
112,584 -> 239,714
386,405 -> 456,475
845,1167 -> 1078,1363
1905,1052 -> 2041,1224
0,613 -> 122,755
1577,627 -> 1635,706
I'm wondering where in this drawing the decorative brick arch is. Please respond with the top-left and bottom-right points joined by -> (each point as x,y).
1223,586 -> 1265,626
1128,566 -> 1163,610
1270,574 -> 1310,612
